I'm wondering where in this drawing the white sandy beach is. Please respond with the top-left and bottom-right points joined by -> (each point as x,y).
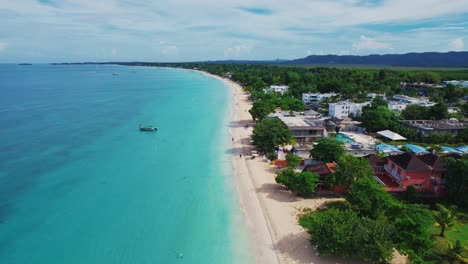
197,71 -> 349,264
198,70 -> 406,264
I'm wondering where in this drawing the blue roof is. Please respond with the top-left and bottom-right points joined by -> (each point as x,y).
456,146 -> 468,153
404,144 -> 428,154
376,144 -> 401,153
441,146 -> 462,154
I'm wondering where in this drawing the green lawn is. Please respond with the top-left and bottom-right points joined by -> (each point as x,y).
431,208 -> 468,247
425,208 -> 468,263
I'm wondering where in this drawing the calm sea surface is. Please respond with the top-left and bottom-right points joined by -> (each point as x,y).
0,64 -> 250,263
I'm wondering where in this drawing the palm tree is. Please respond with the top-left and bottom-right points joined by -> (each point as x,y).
432,204 -> 459,237
436,240 -> 468,264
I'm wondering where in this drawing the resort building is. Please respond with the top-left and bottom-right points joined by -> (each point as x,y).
263,85 -> 289,95
383,152 -> 456,194
302,92 -> 338,104
399,119 -> 468,136
392,94 -> 436,107
387,101 -> 409,112
269,111 -> 325,144
442,80 -> 468,88
328,100 -> 371,119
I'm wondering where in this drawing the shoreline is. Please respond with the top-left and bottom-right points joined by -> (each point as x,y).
196,70 -> 353,264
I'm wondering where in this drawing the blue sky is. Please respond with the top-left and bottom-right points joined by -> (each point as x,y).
0,0 -> 467,62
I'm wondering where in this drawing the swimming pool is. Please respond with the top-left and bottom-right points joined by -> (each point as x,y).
336,133 -> 354,143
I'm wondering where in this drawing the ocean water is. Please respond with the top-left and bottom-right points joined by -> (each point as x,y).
0,64 -> 250,263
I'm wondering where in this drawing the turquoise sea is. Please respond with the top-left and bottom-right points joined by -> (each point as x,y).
0,64 -> 250,263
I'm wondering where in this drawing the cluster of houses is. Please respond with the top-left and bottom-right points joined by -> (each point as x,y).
324,94 -> 437,118
261,85 -> 467,196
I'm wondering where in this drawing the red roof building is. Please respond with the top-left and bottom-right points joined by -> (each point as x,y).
383,152 -> 457,195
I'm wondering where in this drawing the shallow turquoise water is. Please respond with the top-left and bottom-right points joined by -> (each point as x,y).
0,64 -> 250,263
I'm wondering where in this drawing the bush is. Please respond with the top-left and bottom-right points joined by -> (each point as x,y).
300,209 -> 395,263
276,169 -> 319,196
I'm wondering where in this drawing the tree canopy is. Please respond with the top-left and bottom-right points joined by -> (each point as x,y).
346,177 -> 396,218
252,117 -> 292,153
249,100 -> 275,122
285,153 -> 301,168
309,138 -> 346,162
360,105 -> 398,133
329,155 -> 374,188
300,209 -> 395,263
275,168 -> 319,196
444,157 -> 468,208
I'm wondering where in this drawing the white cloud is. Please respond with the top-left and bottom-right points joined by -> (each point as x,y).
449,38 -> 464,51
352,35 -> 392,50
161,45 -> 178,55
0,42 -> 7,52
1,0 -> 468,62
224,44 -> 252,58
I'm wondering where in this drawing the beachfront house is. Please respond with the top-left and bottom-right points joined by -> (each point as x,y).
399,119 -> 468,136
269,111 -> 325,144
302,92 -> 338,104
365,154 -> 401,190
328,100 -> 370,119
383,152 -> 456,194
263,85 -> 289,95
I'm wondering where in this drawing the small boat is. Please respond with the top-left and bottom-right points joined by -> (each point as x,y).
139,125 -> 157,131
112,73 -> 119,75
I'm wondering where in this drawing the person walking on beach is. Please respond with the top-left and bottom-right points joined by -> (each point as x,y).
239,154 -> 242,158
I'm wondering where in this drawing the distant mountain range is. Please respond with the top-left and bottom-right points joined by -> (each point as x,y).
52,51 -> 468,68
286,51 -> 468,67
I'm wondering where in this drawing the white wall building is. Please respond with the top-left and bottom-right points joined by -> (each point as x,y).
392,95 -> 436,107
387,101 -> 409,112
263,85 -> 289,95
328,101 -> 370,119
302,92 -> 338,104
442,80 -> 468,88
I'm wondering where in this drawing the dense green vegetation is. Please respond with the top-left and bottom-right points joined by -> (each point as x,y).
309,138 -> 346,163
328,155 -> 374,188
149,63 -> 468,101
300,180 -> 435,263
444,158 -> 468,209
299,208 -> 395,263
251,117 -> 292,153
275,168 -> 319,196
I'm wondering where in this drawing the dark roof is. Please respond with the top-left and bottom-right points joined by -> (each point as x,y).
417,153 -> 439,167
364,154 -> 386,166
303,162 -> 334,176
387,152 -> 430,171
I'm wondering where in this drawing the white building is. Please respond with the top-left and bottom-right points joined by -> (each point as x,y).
442,80 -> 468,88
263,85 -> 289,95
387,101 -> 409,112
328,101 -> 371,119
302,92 -> 338,104
392,95 -> 436,107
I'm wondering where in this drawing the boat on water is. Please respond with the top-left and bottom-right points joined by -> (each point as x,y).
112,73 -> 119,75
139,124 -> 157,131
